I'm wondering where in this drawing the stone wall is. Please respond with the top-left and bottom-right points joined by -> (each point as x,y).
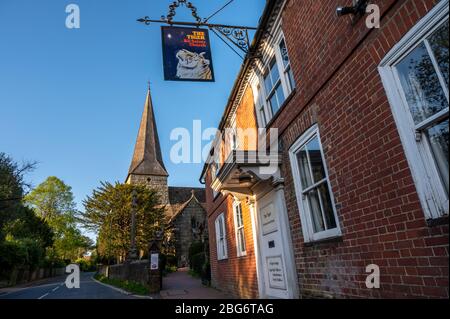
172,200 -> 208,268
127,174 -> 169,205
100,260 -> 150,287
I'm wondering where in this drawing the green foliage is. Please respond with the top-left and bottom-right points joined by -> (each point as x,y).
190,252 -> 205,276
24,177 -> 93,261
0,238 -> 46,271
188,241 -> 204,260
75,257 -> 97,272
0,154 -> 54,275
94,273 -> 149,295
160,254 -> 177,276
80,182 -> 167,262
188,241 -> 211,285
3,206 -> 54,248
24,176 -> 76,222
201,261 -> 211,286
0,153 -> 36,240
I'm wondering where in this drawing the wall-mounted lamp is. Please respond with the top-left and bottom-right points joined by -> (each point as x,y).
336,0 -> 368,17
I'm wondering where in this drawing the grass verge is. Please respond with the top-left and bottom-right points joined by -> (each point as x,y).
94,273 -> 149,296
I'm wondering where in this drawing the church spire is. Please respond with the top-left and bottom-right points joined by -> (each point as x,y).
127,85 -> 168,180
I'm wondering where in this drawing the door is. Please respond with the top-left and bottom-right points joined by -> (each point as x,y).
257,192 -> 290,299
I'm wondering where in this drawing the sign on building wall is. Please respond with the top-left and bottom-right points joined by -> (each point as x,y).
161,26 -> 215,82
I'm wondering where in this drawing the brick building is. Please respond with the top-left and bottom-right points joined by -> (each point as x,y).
200,0 -> 448,298
127,87 -> 207,267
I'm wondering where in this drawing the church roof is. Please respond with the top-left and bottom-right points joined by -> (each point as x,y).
168,187 -> 207,223
169,186 -> 206,204
128,87 -> 168,179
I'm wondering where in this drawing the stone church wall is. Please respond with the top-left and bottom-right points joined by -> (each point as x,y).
172,200 -> 208,268
127,174 -> 169,205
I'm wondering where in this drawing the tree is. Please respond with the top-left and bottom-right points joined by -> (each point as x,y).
24,176 -> 89,261
0,153 -> 36,237
24,176 -> 77,222
80,182 -> 167,263
0,153 -> 52,275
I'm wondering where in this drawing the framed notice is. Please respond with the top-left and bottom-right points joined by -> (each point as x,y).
161,26 -> 215,82
150,253 -> 159,270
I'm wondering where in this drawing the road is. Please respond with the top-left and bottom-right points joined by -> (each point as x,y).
0,272 -> 139,299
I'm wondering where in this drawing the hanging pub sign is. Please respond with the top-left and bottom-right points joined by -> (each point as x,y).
161,26 -> 215,82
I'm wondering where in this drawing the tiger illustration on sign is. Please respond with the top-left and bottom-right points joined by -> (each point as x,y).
176,49 -> 213,80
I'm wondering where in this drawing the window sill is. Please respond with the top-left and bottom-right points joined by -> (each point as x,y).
265,89 -> 297,129
427,216 -> 449,227
303,235 -> 343,247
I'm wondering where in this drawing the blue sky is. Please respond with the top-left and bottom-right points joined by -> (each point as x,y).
0,1 -> 265,220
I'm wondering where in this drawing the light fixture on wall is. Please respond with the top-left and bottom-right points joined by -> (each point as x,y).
336,0 -> 368,17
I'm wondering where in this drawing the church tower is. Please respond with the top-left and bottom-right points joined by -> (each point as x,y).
126,85 -> 169,205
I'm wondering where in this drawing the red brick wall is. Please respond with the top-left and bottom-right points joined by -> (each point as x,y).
205,85 -> 260,299
276,0 -> 448,298
205,169 -> 260,299
236,86 -> 258,150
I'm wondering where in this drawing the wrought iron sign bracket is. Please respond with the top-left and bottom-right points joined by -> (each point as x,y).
137,16 -> 257,57
138,1 -> 257,58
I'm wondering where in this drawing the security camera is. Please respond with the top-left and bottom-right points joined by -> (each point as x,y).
336,0 -> 369,17
336,6 -> 357,16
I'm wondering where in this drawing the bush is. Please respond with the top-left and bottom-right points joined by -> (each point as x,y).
160,254 -> 178,276
190,252 -> 205,276
75,258 -> 97,272
188,241 -> 204,259
94,274 -> 149,295
0,241 -> 27,273
201,261 -> 211,286
166,255 -> 177,268
188,241 -> 205,270
0,238 -> 46,272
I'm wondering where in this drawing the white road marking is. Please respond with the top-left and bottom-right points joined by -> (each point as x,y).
38,293 -> 49,300
52,286 -> 59,292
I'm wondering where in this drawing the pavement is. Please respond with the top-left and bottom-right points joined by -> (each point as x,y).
160,268 -> 233,299
0,272 -> 140,299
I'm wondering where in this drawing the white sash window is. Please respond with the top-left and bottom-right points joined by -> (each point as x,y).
233,201 -> 247,257
379,1 -> 449,220
289,125 -> 341,243
215,213 -> 228,260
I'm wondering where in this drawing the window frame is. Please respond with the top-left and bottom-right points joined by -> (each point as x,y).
278,37 -> 296,93
232,200 -> 247,257
257,32 -> 295,126
215,213 -> 228,260
289,124 -> 342,243
378,0 -> 449,220
264,57 -> 285,115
